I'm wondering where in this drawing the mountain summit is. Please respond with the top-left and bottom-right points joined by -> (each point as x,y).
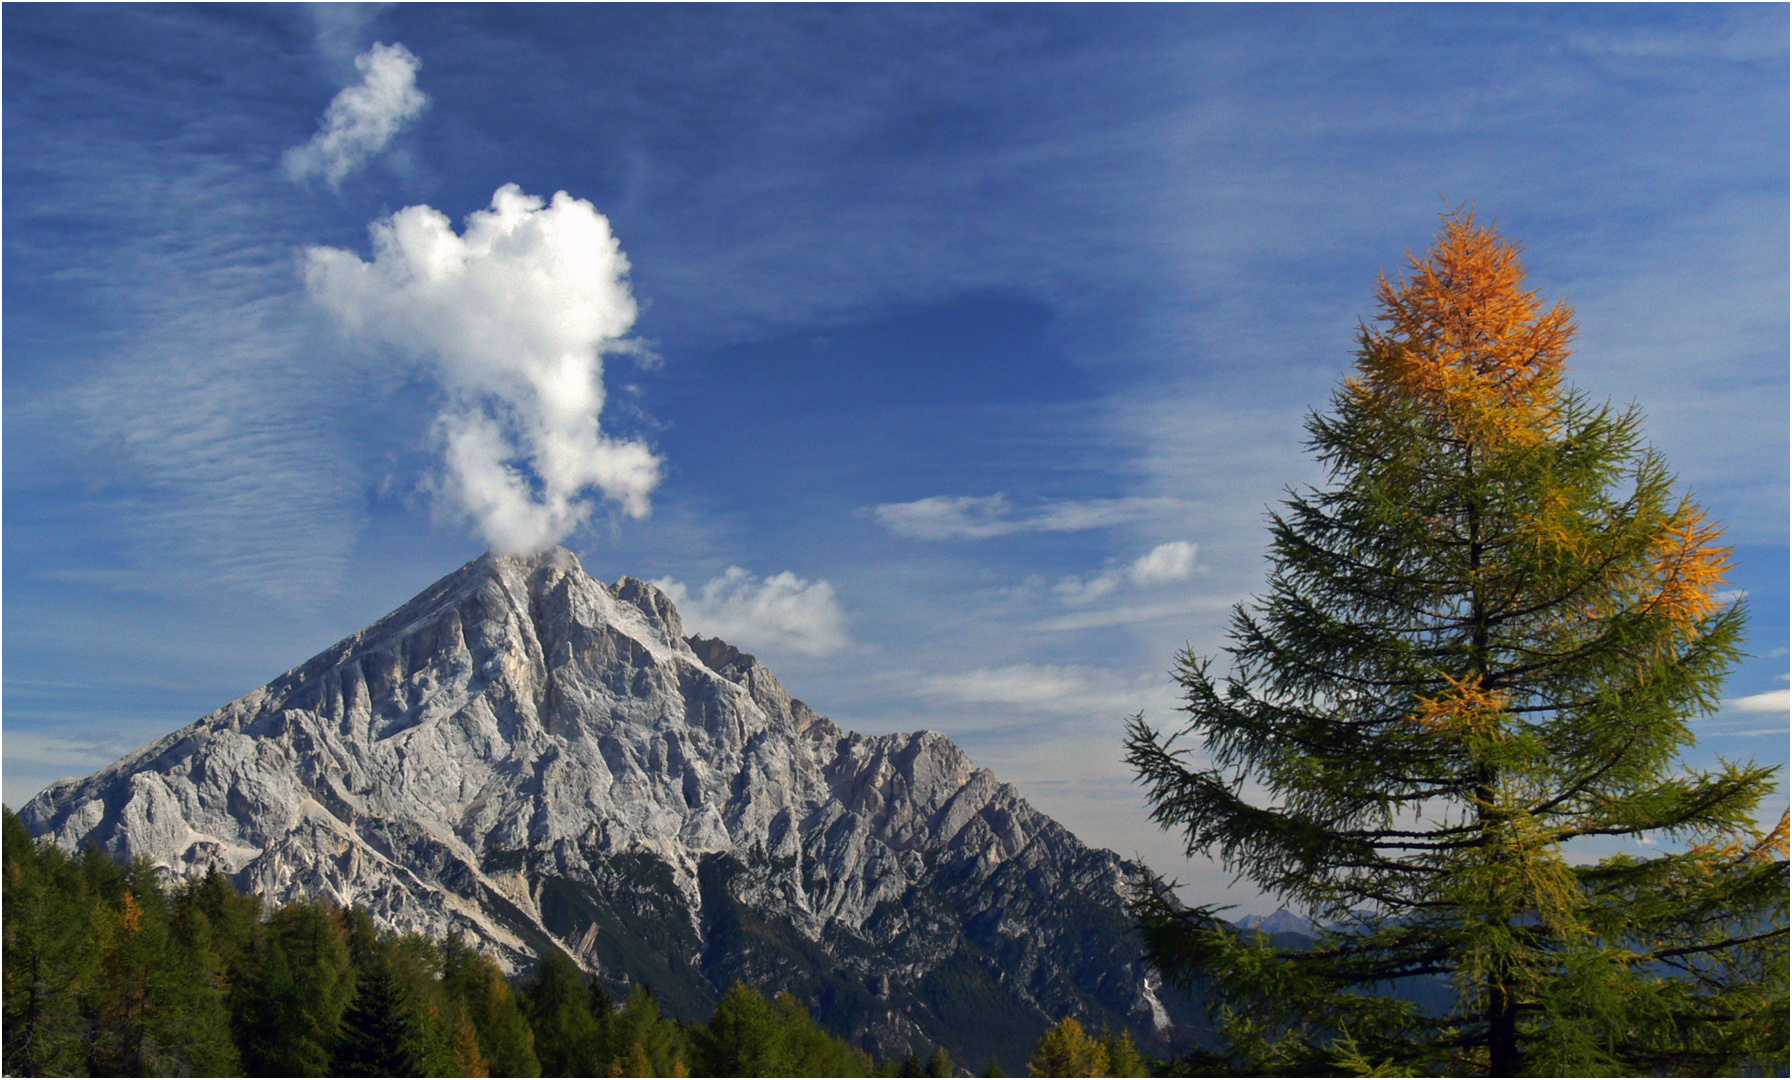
21,548 -> 1198,1063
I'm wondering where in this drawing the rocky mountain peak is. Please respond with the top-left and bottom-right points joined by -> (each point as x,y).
19,548 -> 1200,1064
686,633 -> 830,737
613,574 -> 686,645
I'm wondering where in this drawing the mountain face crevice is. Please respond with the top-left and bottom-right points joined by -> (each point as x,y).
21,547 -> 1203,1065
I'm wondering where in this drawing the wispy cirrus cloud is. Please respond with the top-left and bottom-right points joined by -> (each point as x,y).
283,42 -> 428,190
7,141 -> 373,606
871,494 -> 1180,540
1037,598 -> 1233,634
1727,688 -> 1790,714
920,663 -> 1178,720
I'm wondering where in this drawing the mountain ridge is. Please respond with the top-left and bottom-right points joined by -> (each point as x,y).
20,547 -> 1203,1063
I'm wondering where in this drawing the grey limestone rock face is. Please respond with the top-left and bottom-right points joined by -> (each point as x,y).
20,548 -> 1200,1065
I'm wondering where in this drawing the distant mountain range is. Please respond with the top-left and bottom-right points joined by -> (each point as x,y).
21,548 -> 1209,1067
1234,907 -> 1317,937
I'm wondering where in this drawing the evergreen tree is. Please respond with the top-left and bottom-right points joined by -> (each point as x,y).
692,981 -> 792,1076
523,950 -> 603,1076
1125,212 -> 1789,1075
442,934 -> 540,1077
238,900 -> 357,1075
774,989 -> 870,1076
171,871 -> 266,1021
172,871 -> 264,968
3,810 -> 96,1077
334,962 -> 428,1077
925,1043 -> 958,1076
80,857 -> 239,1076
604,984 -> 690,1077
448,1006 -> 491,1078
691,981 -> 867,1077
1028,1017 -> 1108,1077
333,917 -> 454,1077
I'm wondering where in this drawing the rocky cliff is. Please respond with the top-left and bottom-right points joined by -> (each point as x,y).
20,548 -> 1200,1065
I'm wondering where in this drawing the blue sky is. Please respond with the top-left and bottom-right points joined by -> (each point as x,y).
5,4 -> 1786,910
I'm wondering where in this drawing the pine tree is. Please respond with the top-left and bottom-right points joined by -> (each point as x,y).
81,858 -> 240,1076
692,981 -> 793,1076
1125,211 -> 1789,1075
334,962 -> 427,1077
442,933 -> 540,1077
2,810 -> 96,1077
606,984 -> 691,1077
239,900 -> 357,1075
523,950 -> 603,1076
171,870 -> 266,1023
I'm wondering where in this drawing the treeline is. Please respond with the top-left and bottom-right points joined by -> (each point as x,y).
2,811 -> 1152,1077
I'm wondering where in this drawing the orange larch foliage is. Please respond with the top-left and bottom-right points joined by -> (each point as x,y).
1411,674 -> 1510,741
1643,503 -> 1734,633
1354,209 -> 1577,450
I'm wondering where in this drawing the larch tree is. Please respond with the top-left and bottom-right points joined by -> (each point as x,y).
1124,212 -> 1788,1076
1027,1017 -> 1109,1078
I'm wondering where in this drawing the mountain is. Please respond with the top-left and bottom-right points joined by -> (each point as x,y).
19,547 -> 1205,1067
1235,907 -> 1316,937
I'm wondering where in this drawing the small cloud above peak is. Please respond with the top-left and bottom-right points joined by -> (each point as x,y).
656,567 -> 850,658
305,185 -> 660,553
284,42 -> 428,190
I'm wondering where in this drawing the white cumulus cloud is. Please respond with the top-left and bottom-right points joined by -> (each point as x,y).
1128,540 -> 1198,585
305,184 -> 661,553
872,494 -> 1178,540
657,567 -> 850,657
284,42 -> 428,189
1055,540 -> 1200,603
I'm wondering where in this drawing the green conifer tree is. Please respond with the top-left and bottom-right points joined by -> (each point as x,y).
605,984 -> 690,1077
442,934 -> 540,1077
172,871 -> 265,998
523,950 -> 603,1076
81,857 -> 239,1076
693,981 -> 790,1076
3,810 -> 96,1077
770,989 -> 868,1076
1125,212 -> 1789,1075
239,900 -> 357,1075
334,962 -> 428,1077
